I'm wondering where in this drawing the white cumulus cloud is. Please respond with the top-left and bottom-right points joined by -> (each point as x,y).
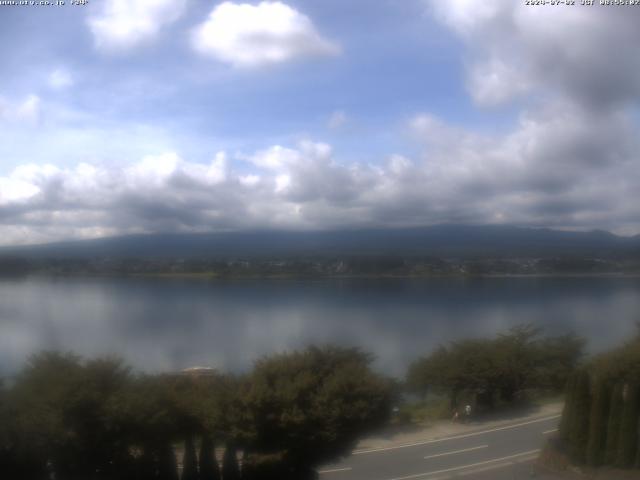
88,0 -> 187,52
1,118 -> 640,246
191,1 -> 340,67
48,68 -> 74,89
0,94 -> 41,124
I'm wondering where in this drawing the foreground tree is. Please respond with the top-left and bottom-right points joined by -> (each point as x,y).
494,324 -> 543,403
616,383 -> 640,468
157,442 -> 180,480
0,377 -> 49,480
7,352 -> 136,480
558,373 -> 577,444
1,346 -> 393,479
199,434 -> 220,480
605,382 -> 624,465
567,370 -> 590,464
534,333 -> 585,392
555,334 -> 640,470
222,444 -> 240,480
240,346 -> 393,478
182,435 -> 199,480
407,326 -> 583,411
406,346 -> 452,402
586,376 -> 610,466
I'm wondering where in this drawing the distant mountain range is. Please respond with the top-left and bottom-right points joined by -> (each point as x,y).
2,225 -> 640,259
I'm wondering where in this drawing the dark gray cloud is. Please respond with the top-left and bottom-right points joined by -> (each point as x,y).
431,1 -> 640,110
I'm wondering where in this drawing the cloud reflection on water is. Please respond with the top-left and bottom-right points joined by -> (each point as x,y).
0,276 -> 638,377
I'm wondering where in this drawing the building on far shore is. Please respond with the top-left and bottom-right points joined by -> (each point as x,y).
180,366 -> 217,377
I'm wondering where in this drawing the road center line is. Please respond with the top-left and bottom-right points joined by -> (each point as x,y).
543,428 -> 558,434
352,414 -> 560,455
424,444 -> 488,460
318,467 -> 353,474
455,454 -> 540,478
384,449 -> 541,480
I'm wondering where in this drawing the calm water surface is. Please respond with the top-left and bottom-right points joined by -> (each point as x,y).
1,276 -> 639,377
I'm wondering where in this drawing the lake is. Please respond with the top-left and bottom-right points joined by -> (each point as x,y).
1,275 -> 639,377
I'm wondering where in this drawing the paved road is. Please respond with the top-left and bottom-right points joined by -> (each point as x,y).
318,414 -> 560,480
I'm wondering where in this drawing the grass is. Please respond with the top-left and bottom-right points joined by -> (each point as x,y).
393,390 -> 564,428
393,395 -> 451,426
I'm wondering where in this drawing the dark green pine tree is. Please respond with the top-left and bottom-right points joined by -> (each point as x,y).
605,383 -> 624,465
182,436 -> 199,480
199,435 -> 220,480
157,443 -> 180,480
559,373 -> 577,443
239,452 -> 255,480
586,377 -> 610,467
136,447 -> 158,480
222,444 -> 241,480
0,448 -> 48,480
616,383 -> 640,468
568,370 -> 591,464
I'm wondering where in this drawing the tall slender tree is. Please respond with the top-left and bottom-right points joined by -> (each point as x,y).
559,373 -> 577,443
616,383 -> 640,468
182,436 -> 199,480
199,435 -> 220,480
635,423 -> 640,469
605,383 -> 624,465
136,447 -> 157,480
157,443 -> 179,480
586,376 -> 610,466
568,370 -> 590,464
222,444 -> 240,480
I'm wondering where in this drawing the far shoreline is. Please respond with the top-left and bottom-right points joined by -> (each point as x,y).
9,271 -> 640,281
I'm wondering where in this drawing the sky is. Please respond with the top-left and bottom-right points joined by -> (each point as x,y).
1,0 -> 640,246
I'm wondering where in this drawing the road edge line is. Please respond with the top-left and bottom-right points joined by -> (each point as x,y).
384,449 -> 541,480
352,415 -> 560,455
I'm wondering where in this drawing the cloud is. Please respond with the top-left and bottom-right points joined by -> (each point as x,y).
0,94 -> 40,124
0,142 -> 348,245
191,1 -> 340,67
2,2 -> 640,245
88,0 -> 187,52
246,144 -> 302,170
328,110 -> 347,129
430,1 -> 640,109
2,100 -> 639,247
467,58 -> 530,107
412,101 -> 640,228
48,68 -> 74,89
396,1 -> 640,235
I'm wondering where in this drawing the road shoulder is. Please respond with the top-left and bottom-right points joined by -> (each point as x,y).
354,402 -> 563,454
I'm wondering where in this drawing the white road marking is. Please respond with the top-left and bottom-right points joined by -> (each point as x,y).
424,445 -> 487,460
420,455 -> 540,480
543,428 -> 558,434
318,467 -> 353,474
352,415 -> 560,455
455,454 -> 539,478
384,449 -> 541,480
